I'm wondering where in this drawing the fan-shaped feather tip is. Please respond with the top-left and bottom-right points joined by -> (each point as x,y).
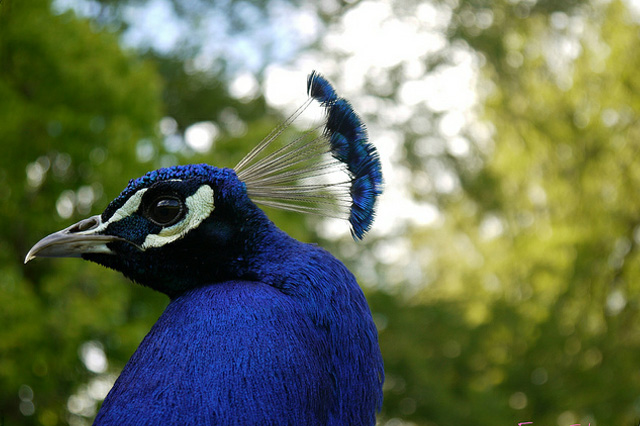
236,71 -> 383,240
307,70 -> 338,104
307,72 -> 383,239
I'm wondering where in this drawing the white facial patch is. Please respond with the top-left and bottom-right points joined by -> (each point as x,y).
106,189 -> 148,225
79,188 -> 148,236
141,185 -> 215,249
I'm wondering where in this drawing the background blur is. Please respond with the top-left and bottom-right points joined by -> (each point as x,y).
2,0 -> 640,424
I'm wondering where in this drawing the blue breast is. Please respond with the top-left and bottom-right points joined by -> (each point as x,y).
95,236 -> 383,425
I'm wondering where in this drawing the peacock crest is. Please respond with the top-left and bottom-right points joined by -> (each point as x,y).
235,71 -> 383,239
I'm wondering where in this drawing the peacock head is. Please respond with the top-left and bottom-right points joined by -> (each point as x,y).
25,72 -> 383,297
25,165 -> 274,296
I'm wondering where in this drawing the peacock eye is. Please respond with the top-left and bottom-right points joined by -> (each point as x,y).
146,196 -> 184,226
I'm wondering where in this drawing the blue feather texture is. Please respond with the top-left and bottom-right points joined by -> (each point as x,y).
73,165 -> 385,424
87,168 -> 384,423
95,253 -> 383,425
236,71 -> 383,239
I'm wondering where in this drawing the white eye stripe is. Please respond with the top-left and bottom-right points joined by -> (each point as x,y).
142,185 -> 215,249
75,188 -> 148,236
107,189 -> 148,225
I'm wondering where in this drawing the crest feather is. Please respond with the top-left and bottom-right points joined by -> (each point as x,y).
235,71 -> 382,239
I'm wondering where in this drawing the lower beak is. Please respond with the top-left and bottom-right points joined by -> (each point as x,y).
25,215 -> 124,264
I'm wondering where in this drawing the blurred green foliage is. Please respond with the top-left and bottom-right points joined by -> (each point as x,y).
1,0 -> 164,424
3,0 -> 640,425
375,1 -> 640,425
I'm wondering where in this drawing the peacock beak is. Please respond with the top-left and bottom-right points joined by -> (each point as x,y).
25,215 -> 124,263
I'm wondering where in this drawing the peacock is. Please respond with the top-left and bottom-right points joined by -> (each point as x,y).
25,72 -> 384,425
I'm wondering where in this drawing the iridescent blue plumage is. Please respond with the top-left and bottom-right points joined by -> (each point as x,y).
88,166 -> 384,424
326,99 -> 382,239
307,73 -> 383,239
25,72 -> 384,425
307,70 -> 338,104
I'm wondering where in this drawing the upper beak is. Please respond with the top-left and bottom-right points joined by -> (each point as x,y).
24,215 -> 124,264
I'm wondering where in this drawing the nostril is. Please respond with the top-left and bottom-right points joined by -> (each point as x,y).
69,216 -> 101,233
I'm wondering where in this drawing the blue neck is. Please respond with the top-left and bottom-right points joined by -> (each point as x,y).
95,228 -> 384,425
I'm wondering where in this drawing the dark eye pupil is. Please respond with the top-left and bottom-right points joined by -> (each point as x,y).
149,198 -> 182,225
